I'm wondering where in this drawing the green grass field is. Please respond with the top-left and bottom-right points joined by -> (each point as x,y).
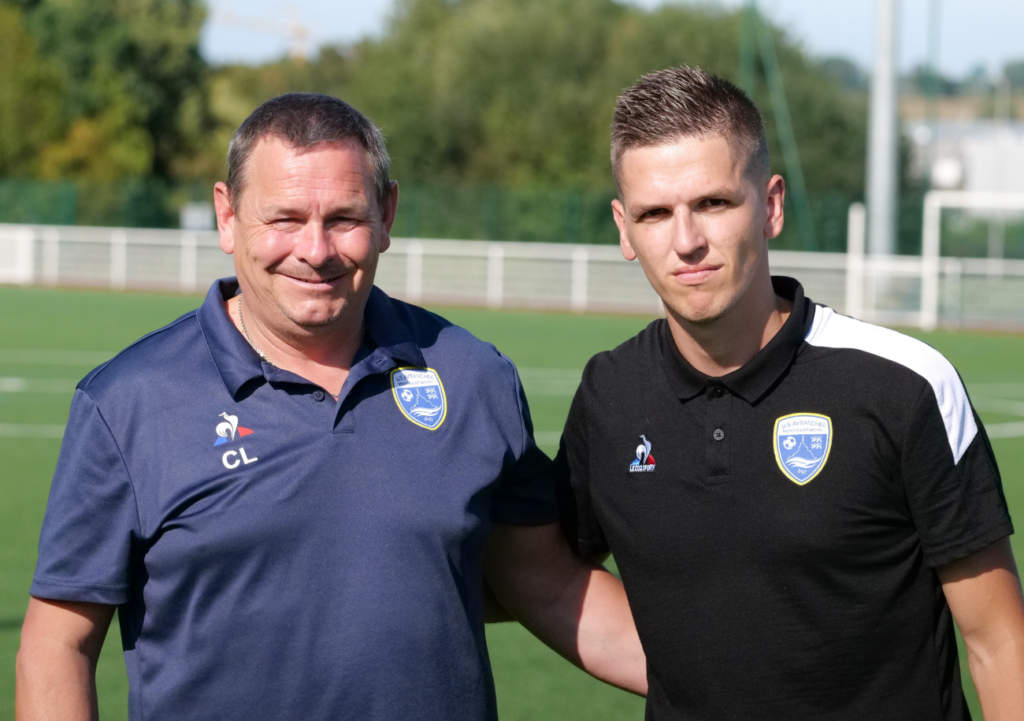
2,284 -> 1023,719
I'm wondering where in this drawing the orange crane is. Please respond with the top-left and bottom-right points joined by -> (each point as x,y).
212,4 -> 310,62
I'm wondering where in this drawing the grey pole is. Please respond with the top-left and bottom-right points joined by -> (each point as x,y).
866,0 -> 899,256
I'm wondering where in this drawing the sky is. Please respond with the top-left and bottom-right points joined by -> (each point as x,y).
201,0 -> 1024,78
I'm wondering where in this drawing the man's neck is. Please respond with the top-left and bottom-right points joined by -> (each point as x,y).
666,276 -> 792,378
226,295 -> 364,397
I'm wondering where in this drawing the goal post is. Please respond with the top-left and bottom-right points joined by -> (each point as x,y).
921,191 -> 1024,330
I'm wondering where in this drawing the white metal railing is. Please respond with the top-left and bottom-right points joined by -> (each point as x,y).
3,214 -> 1024,329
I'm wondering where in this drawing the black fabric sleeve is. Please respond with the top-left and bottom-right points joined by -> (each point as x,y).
31,390 -> 141,604
489,359 -> 560,526
901,386 -> 1013,568
554,379 -> 609,558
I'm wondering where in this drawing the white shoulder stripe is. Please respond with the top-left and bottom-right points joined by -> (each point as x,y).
804,305 -> 977,463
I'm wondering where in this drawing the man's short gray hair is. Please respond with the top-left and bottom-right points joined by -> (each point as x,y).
611,66 -> 770,190
226,93 -> 391,209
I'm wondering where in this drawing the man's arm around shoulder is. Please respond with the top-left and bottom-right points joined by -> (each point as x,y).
484,522 -> 647,696
939,537 -> 1024,721
16,597 -> 115,721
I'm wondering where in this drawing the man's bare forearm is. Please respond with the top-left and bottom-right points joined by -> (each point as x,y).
939,538 -> 1024,721
967,634 -> 1024,721
16,598 -> 114,721
16,639 -> 100,721
484,522 -> 647,695
571,565 -> 647,695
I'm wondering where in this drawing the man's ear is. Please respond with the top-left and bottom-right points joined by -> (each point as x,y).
214,182 -> 237,255
763,174 -> 785,241
378,180 -> 399,253
611,198 -> 638,261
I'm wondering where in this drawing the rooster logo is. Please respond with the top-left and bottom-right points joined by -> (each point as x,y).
629,435 -> 656,472
213,412 -> 254,446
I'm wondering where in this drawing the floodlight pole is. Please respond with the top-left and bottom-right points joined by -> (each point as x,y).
739,2 -> 757,96
866,0 -> 900,256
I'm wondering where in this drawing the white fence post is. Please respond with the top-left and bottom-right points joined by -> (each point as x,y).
42,228 -> 59,285
571,247 -> 588,313
845,202 -> 866,319
110,231 -> 128,290
945,258 -> 962,330
15,227 -> 34,285
180,232 -> 197,293
486,244 -> 504,309
920,192 -> 942,331
405,241 -> 423,302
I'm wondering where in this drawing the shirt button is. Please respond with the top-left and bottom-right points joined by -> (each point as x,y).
313,390 -> 326,402
713,386 -> 725,397
713,428 -> 725,441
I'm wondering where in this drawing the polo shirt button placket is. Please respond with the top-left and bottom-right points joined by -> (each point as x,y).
313,390 -> 326,402
705,383 -> 731,483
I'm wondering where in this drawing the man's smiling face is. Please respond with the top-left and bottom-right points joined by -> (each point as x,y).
612,133 -> 782,326
217,135 -> 395,333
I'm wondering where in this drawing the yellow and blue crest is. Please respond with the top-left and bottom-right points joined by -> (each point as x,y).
773,413 -> 832,485
391,367 -> 447,430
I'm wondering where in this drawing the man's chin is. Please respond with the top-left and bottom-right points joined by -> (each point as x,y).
665,297 -> 731,326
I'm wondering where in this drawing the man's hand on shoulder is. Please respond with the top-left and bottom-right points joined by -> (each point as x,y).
939,537 -> 1024,721
483,522 -> 647,696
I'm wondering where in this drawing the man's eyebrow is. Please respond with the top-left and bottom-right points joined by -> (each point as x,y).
693,186 -> 741,201
262,201 -> 372,219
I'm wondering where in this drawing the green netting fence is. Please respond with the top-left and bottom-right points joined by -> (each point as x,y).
0,178 -> 873,252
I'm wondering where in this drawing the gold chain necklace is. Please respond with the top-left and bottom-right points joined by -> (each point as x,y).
237,295 -> 344,400
237,295 -> 275,367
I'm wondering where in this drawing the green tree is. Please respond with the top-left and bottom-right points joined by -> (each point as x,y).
23,0 -> 212,181
0,4 -> 63,176
260,0 -> 867,200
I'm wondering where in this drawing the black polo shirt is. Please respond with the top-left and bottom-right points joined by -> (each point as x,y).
556,277 -> 1012,721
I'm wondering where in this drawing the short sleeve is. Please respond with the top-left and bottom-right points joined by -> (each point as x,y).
553,378 -> 609,558
902,385 -> 1013,568
31,390 -> 141,605
488,361 -> 559,526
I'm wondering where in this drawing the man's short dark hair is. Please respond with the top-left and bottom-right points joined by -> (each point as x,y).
611,66 -> 770,190
226,93 -> 391,209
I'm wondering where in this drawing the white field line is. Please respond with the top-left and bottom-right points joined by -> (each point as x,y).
967,383 -> 1024,396
971,397 -> 1024,416
0,424 -> 64,439
518,368 -> 582,396
971,395 -> 1024,438
0,378 -> 78,393
0,349 -> 113,366
985,422 -> 1024,440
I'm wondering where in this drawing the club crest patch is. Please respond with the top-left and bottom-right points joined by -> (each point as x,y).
391,367 -> 447,430
773,413 -> 832,486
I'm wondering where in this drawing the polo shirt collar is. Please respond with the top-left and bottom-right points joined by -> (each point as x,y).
197,278 -> 426,399
661,276 -> 813,404
362,285 -> 427,369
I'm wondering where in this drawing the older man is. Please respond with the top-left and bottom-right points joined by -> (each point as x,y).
556,66 -> 1024,720
16,93 -> 644,720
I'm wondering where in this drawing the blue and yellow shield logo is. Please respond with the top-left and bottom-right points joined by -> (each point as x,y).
391,367 -> 447,430
773,413 -> 832,485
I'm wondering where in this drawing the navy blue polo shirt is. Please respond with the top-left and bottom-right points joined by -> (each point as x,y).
32,278 -> 557,721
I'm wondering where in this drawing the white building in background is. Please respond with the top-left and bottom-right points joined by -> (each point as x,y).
907,120 -> 1024,193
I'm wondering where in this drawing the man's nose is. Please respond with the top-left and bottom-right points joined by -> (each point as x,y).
293,222 -> 332,266
671,210 -> 707,258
